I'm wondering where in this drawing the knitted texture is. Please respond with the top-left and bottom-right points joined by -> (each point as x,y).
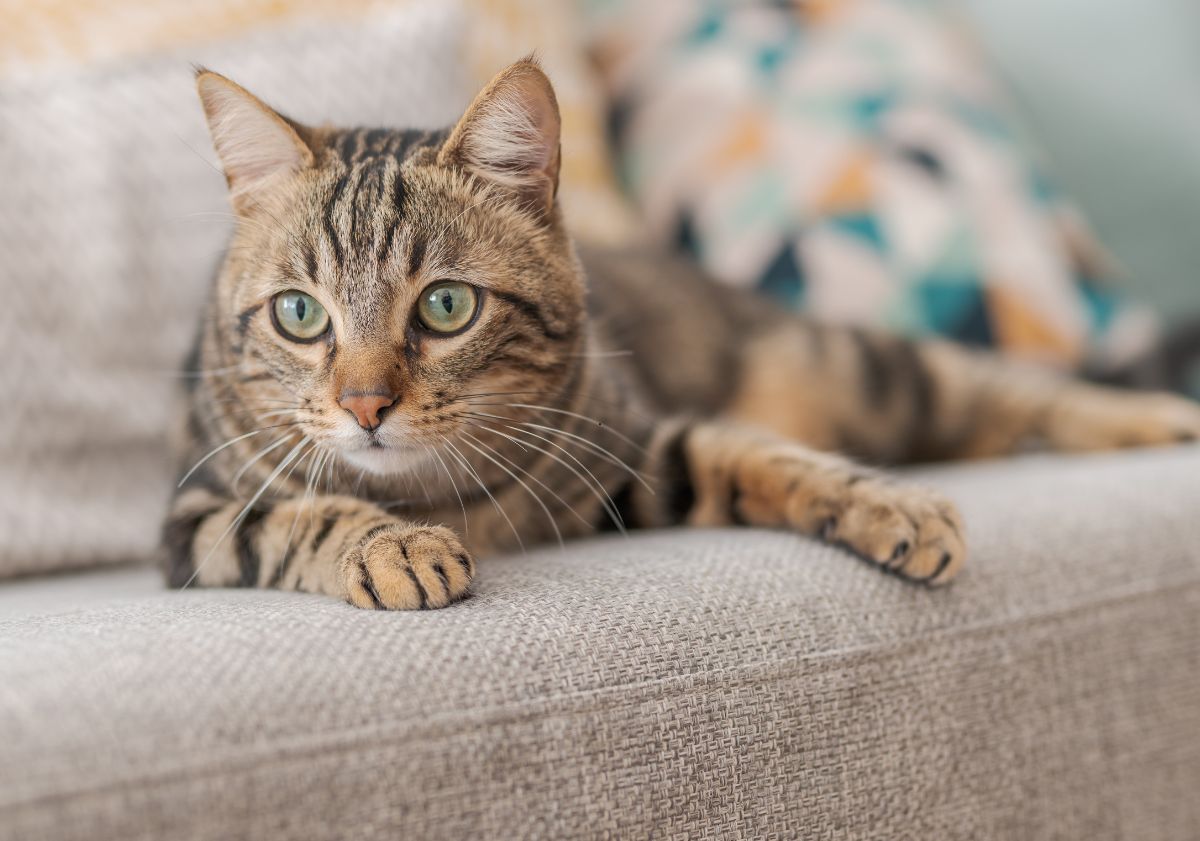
2,448 -> 1199,839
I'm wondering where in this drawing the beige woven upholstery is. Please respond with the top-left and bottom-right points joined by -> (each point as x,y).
2,447 -> 1198,840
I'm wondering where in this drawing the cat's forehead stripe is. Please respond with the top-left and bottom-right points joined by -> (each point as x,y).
322,173 -> 349,268
347,158 -> 389,256
329,127 -> 449,166
318,127 -> 449,277
407,226 -> 428,278
378,165 -> 405,264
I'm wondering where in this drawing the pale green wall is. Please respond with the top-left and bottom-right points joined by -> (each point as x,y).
957,0 -> 1200,322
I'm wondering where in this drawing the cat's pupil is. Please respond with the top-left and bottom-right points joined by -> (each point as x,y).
440,291 -> 453,314
295,297 -> 307,321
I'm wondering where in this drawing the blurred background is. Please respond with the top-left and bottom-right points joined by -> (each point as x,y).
1,0 -> 1199,577
960,0 -> 1200,324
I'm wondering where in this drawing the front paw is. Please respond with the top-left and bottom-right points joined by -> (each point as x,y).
792,475 -> 969,587
341,523 -> 475,610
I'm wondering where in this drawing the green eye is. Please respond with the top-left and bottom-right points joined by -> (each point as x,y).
417,282 -> 478,334
272,291 -> 329,342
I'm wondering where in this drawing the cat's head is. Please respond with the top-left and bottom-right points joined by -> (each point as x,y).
196,59 -> 584,475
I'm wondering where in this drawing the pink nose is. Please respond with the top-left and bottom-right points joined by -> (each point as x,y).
338,392 -> 395,431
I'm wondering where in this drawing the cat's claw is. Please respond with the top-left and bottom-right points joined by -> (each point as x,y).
793,477 -> 966,586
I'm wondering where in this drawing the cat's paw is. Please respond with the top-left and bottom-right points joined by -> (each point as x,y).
1048,390 -> 1200,451
793,478 -> 966,586
341,523 -> 475,610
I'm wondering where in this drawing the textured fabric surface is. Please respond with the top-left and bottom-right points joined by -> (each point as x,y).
0,2 -> 469,579
2,448 -> 1198,840
0,564 -> 161,621
582,0 -> 1158,369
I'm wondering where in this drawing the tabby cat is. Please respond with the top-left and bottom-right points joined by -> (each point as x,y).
164,59 -> 1200,609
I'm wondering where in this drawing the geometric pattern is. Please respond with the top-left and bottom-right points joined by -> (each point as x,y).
582,0 -> 1159,370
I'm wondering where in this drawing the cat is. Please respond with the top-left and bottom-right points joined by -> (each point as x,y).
163,58 -> 1200,609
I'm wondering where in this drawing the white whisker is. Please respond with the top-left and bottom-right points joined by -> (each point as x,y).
467,420 -> 621,534
443,439 -> 525,554
463,417 -> 624,530
466,410 -> 653,493
473,402 -> 648,455
177,423 -> 301,488
458,432 -> 564,549
278,440 -> 321,579
430,440 -> 470,536
231,432 -> 294,494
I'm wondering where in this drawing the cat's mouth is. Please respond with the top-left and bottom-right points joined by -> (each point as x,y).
339,438 -> 431,476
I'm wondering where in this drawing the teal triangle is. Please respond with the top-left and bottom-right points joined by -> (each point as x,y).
1029,167 -> 1060,205
757,43 -> 789,76
831,214 -> 886,251
851,89 -> 897,130
1077,277 -> 1119,333
758,242 -> 806,308
917,283 -> 994,347
687,10 -> 724,45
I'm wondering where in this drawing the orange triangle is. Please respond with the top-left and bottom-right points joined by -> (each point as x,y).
796,0 -> 848,25
816,154 -> 872,215
707,114 -> 766,170
988,285 -> 1081,365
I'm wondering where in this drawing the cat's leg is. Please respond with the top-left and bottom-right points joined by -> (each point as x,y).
722,323 -> 1200,461
622,419 -> 966,585
914,340 -> 1200,458
162,489 -> 474,610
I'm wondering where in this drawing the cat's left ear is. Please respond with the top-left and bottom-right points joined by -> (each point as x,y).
438,57 -> 562,220
195,69 -> 314,210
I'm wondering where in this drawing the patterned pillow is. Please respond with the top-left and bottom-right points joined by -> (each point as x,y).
581,0 -> 1158,370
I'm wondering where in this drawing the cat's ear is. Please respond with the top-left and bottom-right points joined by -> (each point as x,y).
438,57 -> 562,219
195,69 -> 314,208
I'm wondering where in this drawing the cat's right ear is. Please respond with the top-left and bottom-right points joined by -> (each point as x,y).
195,69 -> 314,210
437,57 -> 561,220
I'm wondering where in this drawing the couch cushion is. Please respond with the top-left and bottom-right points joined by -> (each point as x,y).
0,565 -> 162,621
1,447 -> 1198,840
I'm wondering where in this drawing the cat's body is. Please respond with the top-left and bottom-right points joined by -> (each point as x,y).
164,60 -> 1200,609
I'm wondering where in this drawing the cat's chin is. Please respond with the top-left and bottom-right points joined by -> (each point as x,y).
338,444 -> 430,477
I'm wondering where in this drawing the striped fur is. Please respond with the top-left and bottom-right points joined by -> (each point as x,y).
163,60 -> 1200,608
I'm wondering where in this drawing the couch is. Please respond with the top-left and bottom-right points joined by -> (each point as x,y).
4,2 -> 1199,838
3,446 -> 1198,839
